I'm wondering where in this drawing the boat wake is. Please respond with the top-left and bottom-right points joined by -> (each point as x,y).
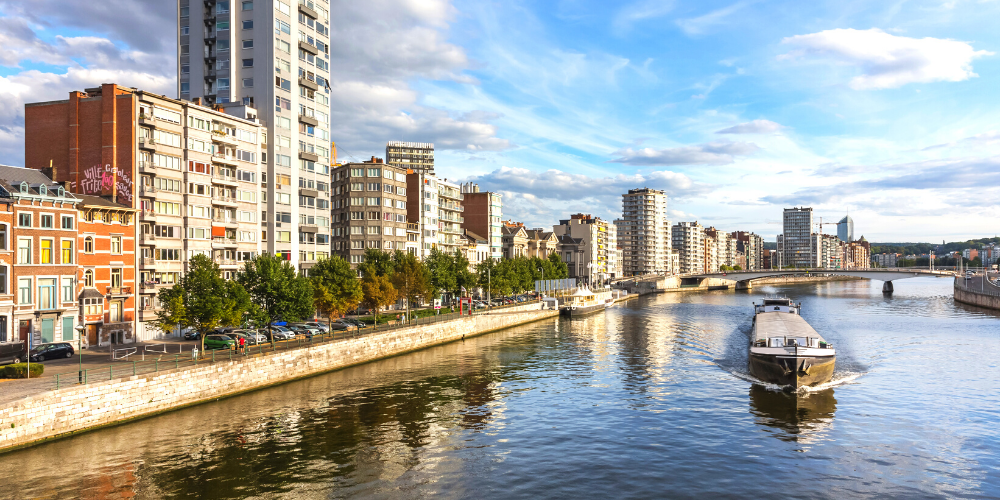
722,366 -> 865,393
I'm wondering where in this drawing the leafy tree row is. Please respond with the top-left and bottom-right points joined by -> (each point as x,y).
475,253 -> 568,297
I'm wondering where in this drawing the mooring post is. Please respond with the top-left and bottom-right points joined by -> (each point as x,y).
883,281 -> 894,294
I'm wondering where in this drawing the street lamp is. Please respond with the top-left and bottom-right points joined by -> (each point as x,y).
75,324 -> 85,384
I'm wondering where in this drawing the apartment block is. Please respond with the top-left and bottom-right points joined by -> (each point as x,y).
77,195 -> 138,346
616,188 -> 671,276
24,85 -> 264,339
553,213 -> 617,285
436,178 -> 465,255
501,222 -> 528,259
812,233 -> 843,268
782,207 -> 813,268
460,183 -> 502,260
179,0 -> 333,271
672,221 -> 705,274
331,160 -> 408,265
732,231 -> 764,270
386,141 -> 435,175
406,172 -> 440,259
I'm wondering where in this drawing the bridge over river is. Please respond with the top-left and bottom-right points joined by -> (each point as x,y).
690,268 -> 955,293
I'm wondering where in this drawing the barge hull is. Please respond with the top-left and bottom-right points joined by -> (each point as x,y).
749,353 -> 835,389
560,304 -> 606,317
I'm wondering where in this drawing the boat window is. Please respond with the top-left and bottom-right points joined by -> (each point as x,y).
768,337 -> 784,348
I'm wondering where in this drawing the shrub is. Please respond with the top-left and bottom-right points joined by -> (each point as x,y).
0,363 -> 44,379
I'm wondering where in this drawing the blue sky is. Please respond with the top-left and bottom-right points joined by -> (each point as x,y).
1,0 -> 999,242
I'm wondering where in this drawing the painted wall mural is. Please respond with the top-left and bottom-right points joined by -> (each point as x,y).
73,163 -> 134,207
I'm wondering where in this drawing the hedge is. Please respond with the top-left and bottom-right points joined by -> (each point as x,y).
0,363 -> 44,379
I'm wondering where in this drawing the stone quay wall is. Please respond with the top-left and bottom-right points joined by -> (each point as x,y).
954,282 -> 1000,310
0,303 -> 557,452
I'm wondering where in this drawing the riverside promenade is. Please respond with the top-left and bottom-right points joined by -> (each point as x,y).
0,302 -> 558,453
954,273 -> 1000,310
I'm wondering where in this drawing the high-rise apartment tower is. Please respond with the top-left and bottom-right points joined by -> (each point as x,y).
782,207 -> 813,268
386,142 -> 435,174
179,0 -> 332,272
615,188 -> 670,276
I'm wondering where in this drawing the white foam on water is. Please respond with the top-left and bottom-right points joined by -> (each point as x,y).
721,365 -> 865,393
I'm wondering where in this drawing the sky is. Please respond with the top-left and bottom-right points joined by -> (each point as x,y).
0,0 -> 999,242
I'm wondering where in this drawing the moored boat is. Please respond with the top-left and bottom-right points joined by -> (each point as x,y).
749,297 -> 835,389
560,288 -> 610,317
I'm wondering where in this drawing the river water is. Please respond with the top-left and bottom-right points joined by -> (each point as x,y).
3,277 -> 999,499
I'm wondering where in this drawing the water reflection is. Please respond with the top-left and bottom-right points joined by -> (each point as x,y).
748,385 -> 837,444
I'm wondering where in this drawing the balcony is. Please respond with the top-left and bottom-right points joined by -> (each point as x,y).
299,223 -> 318,233
211,171 -> 238,185
106,286 -> 133,296
212,236 -> 238,248
298,41 -> 319,56
212,215 -> 240,227
138,114 -> 156,127
214,258 -> 238,267
140,184 -> 157,196
140,232 -> 156,243
138,161 -> 156,173
204,68 -> 217,81
212,152 -> 238,166
211,194 -> 237,206
298,76 -> 318,91
298,0 -> 318,18
298,113 -> 318,127
211,129 -> 237,144
140,257 -> 156,266
140,210 -> 156,221
298,150 -> 319,162
138,138 -> 158,151
140,282 -> 160,291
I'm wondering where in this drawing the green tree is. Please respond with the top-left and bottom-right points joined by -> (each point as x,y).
358,248 -> 395,279
237,254 -> 314,344
453,250 -> 476,299
391,251 -> 430,321
425,248 -> 456,300
309,256 -> 363,330
156,254 -> 249,357
547,252 -> 568,279
361,274 -> 397,322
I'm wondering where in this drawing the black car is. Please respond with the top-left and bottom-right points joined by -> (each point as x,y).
29,342 -> 75,362
285,325 -> 314,339
0,343 -> 25,365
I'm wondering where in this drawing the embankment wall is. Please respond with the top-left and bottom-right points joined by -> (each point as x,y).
954,285 -> 1000,310
0,304 -> 557,452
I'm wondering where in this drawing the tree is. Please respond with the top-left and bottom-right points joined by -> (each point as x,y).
391,251 -> 430,321
237,254 -> 314,344
358,248 -> 394,279
309,256 -> 363,330
425,248 -> 456,301
361,274 -> 397,322
156,254 -> 249,357
547,252 -> 569,279
452,250 -> 476,299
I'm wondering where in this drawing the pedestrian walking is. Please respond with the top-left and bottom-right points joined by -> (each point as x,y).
238,336 -> 246,355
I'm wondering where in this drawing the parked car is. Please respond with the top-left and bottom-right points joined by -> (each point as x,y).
260,328 -> 290,341
203,334 -> 235,350
298,322 -> 330,332
285,325 -> 315,339
183,330 -> 201,340
272,326 -> 296,339
29,342 -> 75,362
224,331 -> 253,346
333,320 -> 360,330
0,343 -> 25,365
234,330 -> 266,344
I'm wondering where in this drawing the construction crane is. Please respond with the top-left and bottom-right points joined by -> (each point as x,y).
814,216 -> 845,235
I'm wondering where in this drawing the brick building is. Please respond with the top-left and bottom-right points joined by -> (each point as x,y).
76,195 -> 137,346
459,184 -> 502,260
0,166 -> 81,350
331,159 -> 408,266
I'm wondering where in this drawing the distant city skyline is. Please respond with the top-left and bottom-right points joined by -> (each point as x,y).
1,1 -> 998,240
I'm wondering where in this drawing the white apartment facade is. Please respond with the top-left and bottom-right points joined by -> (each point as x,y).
672,221 -> 705,274
616,188 -> 671,276
178,0 -> 332,273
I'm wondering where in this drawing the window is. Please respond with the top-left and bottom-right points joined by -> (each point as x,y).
18,278 -> 31,305
242,20 -> 253,29
18,213 -> 30,227
242,78 -> 254,88
111,236 -> 122,254
38,279 -> 55,310
242,58 -> 253,68
61,240 -> 73,264
62,278 -> 74,302
218,78 -> 230,90
40,214 -> 53,228
84,236 -> 94,253
180,82 -> 190,94
40,239 -> 52,264
61,215 -> 74,229
84,297 -> 101,315
0,265 -> 6,294
84,270 -> 94,287
218,40 -> 230,51
243,39 -> 253,49
242,0 -> 252,10
0,224 -> 6,250
111,269 -> 122,288
17,238 -> 30,264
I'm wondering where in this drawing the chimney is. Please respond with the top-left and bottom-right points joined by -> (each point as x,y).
192,97 -> 202,106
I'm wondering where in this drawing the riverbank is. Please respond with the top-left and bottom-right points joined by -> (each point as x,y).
0,303 -> 558,453
953,277 -> 1000,310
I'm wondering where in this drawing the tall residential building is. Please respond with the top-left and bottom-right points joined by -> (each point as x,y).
460,183 -> 502,260
179,0 -> 332,272
705,227 -> 735,270
812,233 -> 843,268
552,214 -> 617,284
672,221 -> 705,274
837,215 -> 854,242
24,84 -> 263,339
436,178 -> 465,255
844,237 -> 871,269
405,172 -> 439,259
732,231 -> 764,270
782,207 -> 813,268
386,142 -> 435,174
616,188 -> 670,276
330,160 -> 408,265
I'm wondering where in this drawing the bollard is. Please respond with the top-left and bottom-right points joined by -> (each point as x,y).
109,365 -> 113,381
175,354 -> 179,369
155,360 -> 159,372
84,369 -> 88,385
133,361 -> 136,376
56,373 -> 59,390
212,350 -> 215,363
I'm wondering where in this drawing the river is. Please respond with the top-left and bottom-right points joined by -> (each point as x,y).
3,277 -> 999,499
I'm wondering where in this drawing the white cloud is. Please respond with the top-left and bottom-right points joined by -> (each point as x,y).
612,0 -> 676,35
675,2 -> 749,36
464,166 -> 711,201
779,28 -> 993,90
715,119 -> 784,134
609,141 -> 759,166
